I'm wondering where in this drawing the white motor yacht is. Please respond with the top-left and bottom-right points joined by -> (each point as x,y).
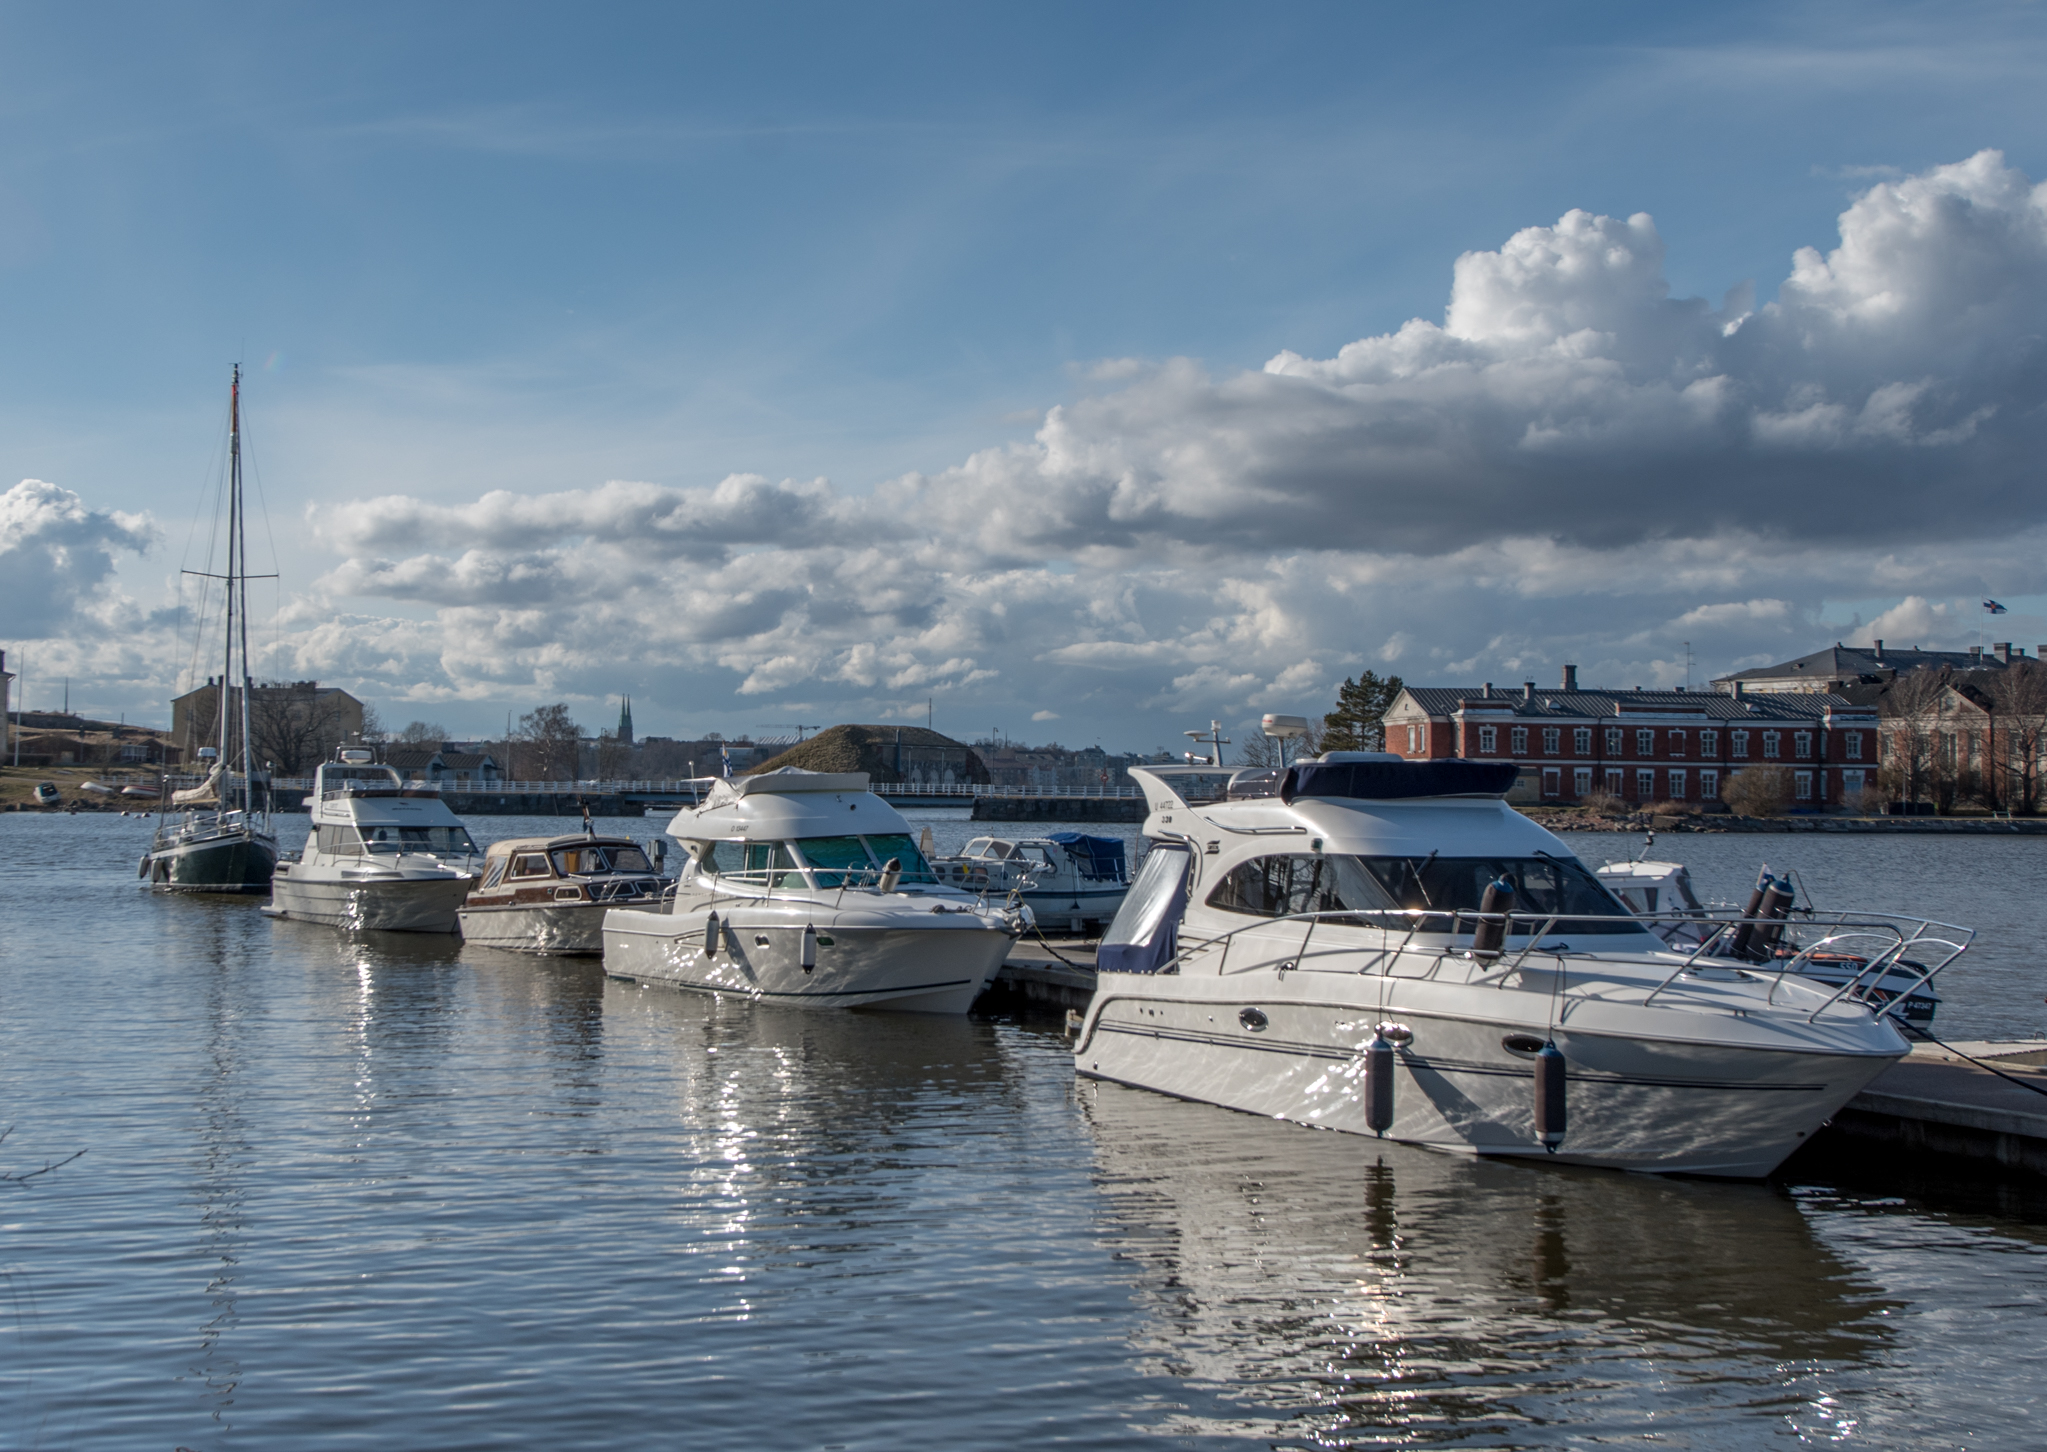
603,769 -> 1027,1012
459,832 -> 667,954
266,750 -> 483,932
1071,756 -> 1970,1177
927,832 -> 1131,932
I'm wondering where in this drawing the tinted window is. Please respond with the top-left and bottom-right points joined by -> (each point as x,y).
859,833 -> 936,883
1205,855 -> 1398,921
794,835 -> 872,887
1354,855 -> 1640,935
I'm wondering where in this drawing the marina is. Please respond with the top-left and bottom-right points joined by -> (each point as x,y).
6,807 -> 2047,1447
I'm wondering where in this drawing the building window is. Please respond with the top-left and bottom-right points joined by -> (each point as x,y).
1700,769 -> 1719,800
1843,768 -> 1864,797
1794,731 -> 1812,759
1669,729 -> 1686,757
1701,728 -> 1718,755
1763,731 -> 1781,759
1845,731 -> 1863,761
1574,767 -> 1591,796
1795,770 -> 1813,800
1574,727 -> 1591,754
1511,726 -> 1528,755
1731,730 -> 1749,758
1542,768 -> 1559,798
1543,726 -> 1560,754
1605,768 -> 1623,794
1605,727 -> 1623,755
1636,768 -> 1656,800
1636,728 -> 1655,756
1478,725 -> 1497,753
1668,768 -> 1687,799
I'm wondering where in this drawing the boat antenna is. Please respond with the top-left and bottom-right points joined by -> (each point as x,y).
1634,830 -> 1654,862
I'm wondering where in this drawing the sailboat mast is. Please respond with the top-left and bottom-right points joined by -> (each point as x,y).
231,364 -> 256,816
217,366 -> 237,802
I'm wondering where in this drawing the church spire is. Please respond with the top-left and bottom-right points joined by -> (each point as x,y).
617,694 -> 634,746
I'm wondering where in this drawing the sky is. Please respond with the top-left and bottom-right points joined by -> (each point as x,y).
4,1 -> 2047,754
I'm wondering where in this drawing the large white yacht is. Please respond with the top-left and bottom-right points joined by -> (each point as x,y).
266,749 -> 484,932
602,769 -> 1026,1012
1071,756 -> 1970,1177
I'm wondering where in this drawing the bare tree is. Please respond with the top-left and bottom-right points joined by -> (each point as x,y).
395,720 -> 449,747
247,681 -> 359,775
1876,669 -> 1947,809
1722,765 -> 1793,817
595,729 -> 633,779
1988,659 -> 2047,814
516,703 -> 582,781
1235,719 -> 1322,769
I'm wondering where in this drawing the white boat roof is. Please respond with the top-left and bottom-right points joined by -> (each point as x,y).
664,768 -> 911,841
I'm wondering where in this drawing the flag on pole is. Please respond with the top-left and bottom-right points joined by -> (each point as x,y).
1985,599 -> 2009,614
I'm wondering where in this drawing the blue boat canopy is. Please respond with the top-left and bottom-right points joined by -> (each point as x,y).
1279,759 -> 1520,804
1046,831 -> 1128,881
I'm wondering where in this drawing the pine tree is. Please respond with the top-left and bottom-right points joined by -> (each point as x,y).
1321,671 -> 1405,752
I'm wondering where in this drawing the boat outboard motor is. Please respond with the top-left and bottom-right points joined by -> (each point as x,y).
1727,875 -> 1773,961
1470,876 -> 1515,960
1534,1042 -> 1567,1152
1755,877 -> 1795,955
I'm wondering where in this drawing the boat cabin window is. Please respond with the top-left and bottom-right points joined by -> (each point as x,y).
482,857 -> 508,889
553,844 -> 651,876
792,834 -> 937,887
1206,853 -> 1643,935
314,823 -> 363,856
356,824 -> 479,856
701,840 -> 804,887
510,853 -> 554,878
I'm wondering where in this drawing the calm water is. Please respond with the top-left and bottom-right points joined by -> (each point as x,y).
4,811 -> 2047,1449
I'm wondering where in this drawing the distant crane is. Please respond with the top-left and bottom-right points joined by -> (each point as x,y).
756,723 -> 824,741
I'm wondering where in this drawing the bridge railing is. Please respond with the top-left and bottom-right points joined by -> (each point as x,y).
261,777 -> 1144,798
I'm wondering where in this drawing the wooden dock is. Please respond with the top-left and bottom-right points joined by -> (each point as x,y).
979,938 -> 1098,1011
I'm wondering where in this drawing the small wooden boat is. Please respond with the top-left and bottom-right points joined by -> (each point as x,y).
459,832 -> 667,954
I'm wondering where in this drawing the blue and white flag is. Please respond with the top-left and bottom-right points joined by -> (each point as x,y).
1985,599 -> 2009,614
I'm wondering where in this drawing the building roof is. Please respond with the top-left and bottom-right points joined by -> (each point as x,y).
1393,686 -> 1863,721
437,752 -> 496,769
383,747 -> 439,769
1714,643 -> 2017,686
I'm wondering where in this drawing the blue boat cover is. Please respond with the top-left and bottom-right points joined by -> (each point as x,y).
1096,844 -> 1190,974
1046,831 -> 1128,881
1280,759 -> 1520,804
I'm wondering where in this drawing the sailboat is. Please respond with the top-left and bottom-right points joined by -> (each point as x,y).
141,365 -> 280,892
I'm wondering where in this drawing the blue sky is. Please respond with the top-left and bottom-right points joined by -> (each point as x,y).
5,2 -> 2047,750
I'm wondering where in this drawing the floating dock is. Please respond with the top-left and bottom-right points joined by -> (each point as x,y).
1822,1041 -> 2047,1176
980,939 -> 1098,1010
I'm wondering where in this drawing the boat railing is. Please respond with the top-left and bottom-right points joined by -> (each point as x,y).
1167,905 -> 1972,1022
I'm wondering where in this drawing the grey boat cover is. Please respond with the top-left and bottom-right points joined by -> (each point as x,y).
1096,844 -> 1190,974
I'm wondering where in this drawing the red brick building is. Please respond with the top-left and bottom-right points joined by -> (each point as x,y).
1382,669 -> 1877,808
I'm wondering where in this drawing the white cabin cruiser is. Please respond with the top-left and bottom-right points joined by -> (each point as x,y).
266,750 -> 483,932
603,769 -> 1026,1013
1594,856 -> 1943,1027
928,833 -> 1131,933
1071,757 -> 1971,1177
459,832 -> 667,954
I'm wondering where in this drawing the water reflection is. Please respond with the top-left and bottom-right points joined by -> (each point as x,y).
1081,1081 -> 1894,1446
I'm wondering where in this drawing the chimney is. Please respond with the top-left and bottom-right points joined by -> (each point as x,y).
1483,682 -> 1493,698
1731,680 -> 1746,699
1523,681 -> 1535,702
1971,645 -> 1984,662
1562,664 -> 1578,691
1872,639 -> 1884,661
1994,642 -> 2012,663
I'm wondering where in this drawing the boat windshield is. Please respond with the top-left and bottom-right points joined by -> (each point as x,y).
554,844 -> 651,876
1206,853 -> 1644,935
356,824 -> 478,856
793,834 -> 937,887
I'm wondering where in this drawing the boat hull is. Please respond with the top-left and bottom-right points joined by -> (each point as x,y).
267,872 -> 473,933
458,902 -> 609,955
1074,972 -> 1904,1178
603,908 -> 1014,1013
145,828 -> 278,893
